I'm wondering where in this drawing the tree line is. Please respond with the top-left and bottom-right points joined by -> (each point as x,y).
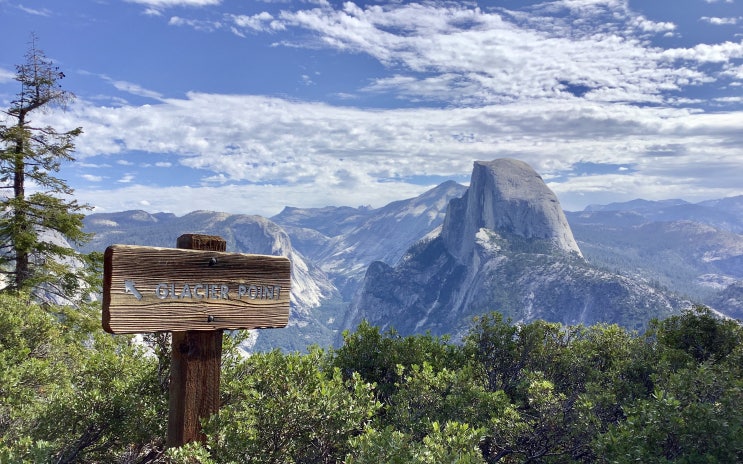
1,294 -> 741,463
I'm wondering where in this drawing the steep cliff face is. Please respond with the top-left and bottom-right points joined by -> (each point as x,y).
212,214 -> 337,313
442,159 -> 581,262
347,159 -> 686,339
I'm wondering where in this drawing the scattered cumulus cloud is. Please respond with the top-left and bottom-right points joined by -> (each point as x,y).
701,16 -> 740,26
722,63 -> 743,79
715,96 -> 743,103
262,2 -> 714,105
81,174 -> 104,182
230,12 -> 285,32
662,41 -> 743,63
134,0 -> 743,106
48,85 -> 743,214
300,74 -> 314,85
630,15 -> 676,34
162,1 -> 741,107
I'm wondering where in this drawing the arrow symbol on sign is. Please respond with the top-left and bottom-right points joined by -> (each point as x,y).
124,280 -> 143,300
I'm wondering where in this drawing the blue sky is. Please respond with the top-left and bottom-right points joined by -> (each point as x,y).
1,0 -> 742,216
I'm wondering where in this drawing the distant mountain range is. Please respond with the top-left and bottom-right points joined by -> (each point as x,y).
566,198 -> 743,320
81,159 -> 743,350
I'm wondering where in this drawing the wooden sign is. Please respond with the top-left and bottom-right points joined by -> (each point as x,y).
103,244 -> 291,334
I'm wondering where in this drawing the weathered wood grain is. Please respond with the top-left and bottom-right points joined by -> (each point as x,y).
103,244 -> 291,333
168,330 -> 222,447
168,234 -> 225,448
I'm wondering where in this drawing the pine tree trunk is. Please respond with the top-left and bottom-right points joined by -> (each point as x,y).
12,115 -> 29,290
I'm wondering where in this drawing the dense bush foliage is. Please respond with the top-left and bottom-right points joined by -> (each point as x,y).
0,294 -> 741,463
0,293 -> 167,463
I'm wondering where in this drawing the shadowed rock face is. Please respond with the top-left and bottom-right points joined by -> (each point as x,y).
442,159 -> 582,261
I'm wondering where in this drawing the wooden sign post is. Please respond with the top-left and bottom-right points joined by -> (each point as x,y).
102,234 -> 291,447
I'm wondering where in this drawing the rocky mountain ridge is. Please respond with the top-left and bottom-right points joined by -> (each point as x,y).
81,160 -> 743,350
272,181 -> 467,298
82,181 -> 466,350
566,197 -> 743,319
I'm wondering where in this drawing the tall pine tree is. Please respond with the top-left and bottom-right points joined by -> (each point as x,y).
0,35 -> 96,303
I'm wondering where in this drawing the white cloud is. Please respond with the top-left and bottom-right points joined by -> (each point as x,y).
16,5 -> 52,16
722,63 -> 743,79
122,0 -> 743,107
701,16 -> 739,26
0,67 -> 15,83
168,16 -> 222,31
230,12 -> 285,32
662,41 -> 743,63
271,2 -> 713,105
46,86 -> 742,214
715,96 -> 743,103
81,174 -> 104,182
630,16 -> 676,34
127,0 -> 220,16
126,0 -> 221,8
158,1 -> 739,106
111,80 -> 164,100
118,174 -> 136,184
83,72 -> 164,101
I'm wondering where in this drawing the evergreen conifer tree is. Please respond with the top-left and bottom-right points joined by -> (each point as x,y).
0,35 -> 97,303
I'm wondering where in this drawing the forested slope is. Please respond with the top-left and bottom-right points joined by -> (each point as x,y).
1,294 -> 741,463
